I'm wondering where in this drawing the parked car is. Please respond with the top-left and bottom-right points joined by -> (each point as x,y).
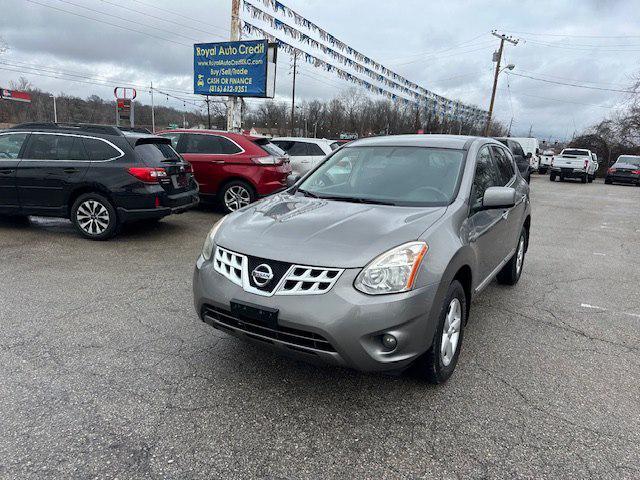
158,129 -> 291,213
605,155 -> 640,185
538,149 -> 555,174
0,123 -> 199,240
494,137 -> 531,182
271,137 -> 339,176
550,148 -> 597,183
194,135 -> 531,383
508,137 -> 541,171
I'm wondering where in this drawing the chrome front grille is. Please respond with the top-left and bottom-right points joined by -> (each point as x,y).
278,266 -> 342,295
213,246 -> 244,287
212,246 -> 343,296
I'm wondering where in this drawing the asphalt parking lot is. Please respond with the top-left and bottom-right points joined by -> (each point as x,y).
1,176 -> 639,479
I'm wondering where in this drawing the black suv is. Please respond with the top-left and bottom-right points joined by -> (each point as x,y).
494,138 -> 531,183
0,123 -> 199,240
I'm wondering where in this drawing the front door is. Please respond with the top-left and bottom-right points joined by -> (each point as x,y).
17,133 -> 90,215
0,132 -> 29,213
468,145 -> 510,287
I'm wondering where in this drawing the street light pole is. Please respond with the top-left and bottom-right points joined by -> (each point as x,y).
485,31 -> 518,136
50,94 -> 57,123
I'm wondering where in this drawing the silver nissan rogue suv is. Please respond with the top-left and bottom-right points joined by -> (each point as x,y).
193,135 -> 531,383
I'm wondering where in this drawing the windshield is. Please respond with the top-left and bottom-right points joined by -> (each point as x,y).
617,155 -> 640,166
296,146 -> 465,207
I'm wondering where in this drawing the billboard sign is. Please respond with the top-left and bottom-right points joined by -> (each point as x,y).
194,39 -> 276,98
0,89 -> 31,103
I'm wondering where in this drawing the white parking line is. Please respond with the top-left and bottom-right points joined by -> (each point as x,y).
580,303 -> 640,319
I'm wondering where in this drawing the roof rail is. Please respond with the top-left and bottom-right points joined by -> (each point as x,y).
10,122 -> 123,136
117,126 -> 152,134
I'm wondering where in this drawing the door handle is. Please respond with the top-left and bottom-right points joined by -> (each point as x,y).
0,169 -> 15,175
64,168 -> 80,174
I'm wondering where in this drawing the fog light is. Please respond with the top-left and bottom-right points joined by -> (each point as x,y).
382,333 -> 397,351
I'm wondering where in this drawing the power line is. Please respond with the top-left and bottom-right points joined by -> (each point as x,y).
514,68 -> 636,89
128,0 -> 231,35
382,33 -> 490,63
521,38 -> 640,52
506,71 -> 638,94
98,0 -> 227,40
503,29 -> 640,39
24,0 -> 191,47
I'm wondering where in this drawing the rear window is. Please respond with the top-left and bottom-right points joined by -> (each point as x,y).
563,149 -> 589,156
617,155 -> 640,166
135,142 -> 180,164
254,138 -> 286,157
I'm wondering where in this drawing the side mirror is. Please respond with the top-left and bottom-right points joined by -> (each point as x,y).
482,186 -> 517,209
286,174 -> 301,187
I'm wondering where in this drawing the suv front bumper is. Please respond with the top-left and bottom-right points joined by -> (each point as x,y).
193,255 -> 442,372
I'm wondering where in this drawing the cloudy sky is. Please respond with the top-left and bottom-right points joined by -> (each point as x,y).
1,0 -> 639,140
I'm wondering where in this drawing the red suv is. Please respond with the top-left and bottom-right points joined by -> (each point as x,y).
158,130 -> 291,212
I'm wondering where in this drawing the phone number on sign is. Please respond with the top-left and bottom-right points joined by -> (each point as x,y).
208,85 -> 251,93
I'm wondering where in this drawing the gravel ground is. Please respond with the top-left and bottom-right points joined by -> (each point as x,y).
1,176 -> 639,479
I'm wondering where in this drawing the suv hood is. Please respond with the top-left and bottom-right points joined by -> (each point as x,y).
215,193 -> 446,268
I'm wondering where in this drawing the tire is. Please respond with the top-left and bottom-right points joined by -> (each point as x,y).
605,178 -> 612,185
71,193 -> 118,240
581,173 -> 587,184
416,280 -> 466,384
539,167 -> 547,175
588,175 -> 594,183
497,229 -> 527,286
218,180 -> 255,213
549,173 -> 556,182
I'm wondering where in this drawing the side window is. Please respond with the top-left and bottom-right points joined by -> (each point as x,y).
307,143 -> 326,156
287,142 -> 310,156
511,142 -> 525,157
218,137 -> 242,154
271,140 -> 293,152
183,134 -> 223,154
83,138 -> 120,161
24,134 -> 89,161
0,133 -> 28,159
56,136 -> 88,161
470,146 -> 500,212
491,146 -> 515,185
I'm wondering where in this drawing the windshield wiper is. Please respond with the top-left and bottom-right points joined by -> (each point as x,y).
297,188 -> 320,198
317,195 -> 396,206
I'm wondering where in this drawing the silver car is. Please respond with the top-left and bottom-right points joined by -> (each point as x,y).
193,135 -> 531,383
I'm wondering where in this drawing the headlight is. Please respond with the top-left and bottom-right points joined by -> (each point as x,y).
202,217 -> 226,261
354,241 -> 428,295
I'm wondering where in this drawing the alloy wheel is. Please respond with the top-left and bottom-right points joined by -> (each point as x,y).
441,298 -> 462,367
224,185 -> 251,211
76,200 -> 110,235
516,236 -> 525,275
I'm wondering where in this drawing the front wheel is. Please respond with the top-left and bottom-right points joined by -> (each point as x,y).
71,193 -> 118,240
218,180 -> 255,213
550,173 -> 556,181
416,280 -> 466,384
497,229 -> 526,285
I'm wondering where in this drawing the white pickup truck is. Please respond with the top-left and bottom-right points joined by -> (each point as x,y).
538,149 -> 555,174
550,148 -> 598,183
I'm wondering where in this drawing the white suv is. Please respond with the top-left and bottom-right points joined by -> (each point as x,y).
272,137 -> 339,176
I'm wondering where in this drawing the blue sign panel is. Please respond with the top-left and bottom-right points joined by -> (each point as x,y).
194,39 -> 268,97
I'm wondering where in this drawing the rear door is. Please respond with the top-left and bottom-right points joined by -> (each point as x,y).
285,141 -> 318,175
0,132 -> 29,213
17,133 -> 90,214
179,133 -> 243,195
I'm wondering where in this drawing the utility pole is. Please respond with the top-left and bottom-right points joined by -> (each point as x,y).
226,0 -> 242,132
290,51 -> 298,136
50,94 -> 57,123
485,31 -> 518,136
150,82 -> 155,133
206,96 -> 211,129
